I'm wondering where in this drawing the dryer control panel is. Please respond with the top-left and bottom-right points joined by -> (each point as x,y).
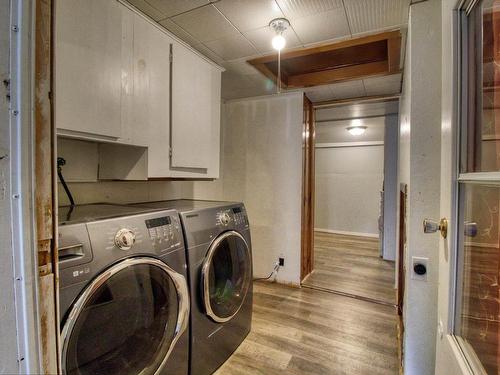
216,206 -> 249,228
145,215 -> 182,251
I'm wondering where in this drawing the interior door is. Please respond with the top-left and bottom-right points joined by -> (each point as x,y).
436,0 -> 500,373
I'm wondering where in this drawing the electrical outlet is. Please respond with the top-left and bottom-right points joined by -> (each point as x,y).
411,256 -> 428,281
279,257 -> 284,267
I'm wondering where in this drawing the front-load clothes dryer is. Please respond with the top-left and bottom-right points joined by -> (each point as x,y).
58,204 -> 190,375
131,200 -> 253,375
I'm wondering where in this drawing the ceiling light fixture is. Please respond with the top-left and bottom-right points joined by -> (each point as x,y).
346,126 -> 367,136
269,18 -> 290,94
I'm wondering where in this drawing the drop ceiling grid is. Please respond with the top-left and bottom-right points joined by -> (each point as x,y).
123,0 -> 410,100
343,0 -> 411,35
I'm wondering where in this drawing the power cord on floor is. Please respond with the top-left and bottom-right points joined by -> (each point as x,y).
253,262 -> 280,282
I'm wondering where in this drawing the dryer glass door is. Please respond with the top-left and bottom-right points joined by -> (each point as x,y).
202,231 -> 252,323
62,257 -> 189,375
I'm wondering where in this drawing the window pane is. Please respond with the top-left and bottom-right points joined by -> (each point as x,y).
455,183 -> 500,373
463,1 -> 500,172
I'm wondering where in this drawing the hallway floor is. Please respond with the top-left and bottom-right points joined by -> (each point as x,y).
215,281 -> 399,375
302,232 -> 396,304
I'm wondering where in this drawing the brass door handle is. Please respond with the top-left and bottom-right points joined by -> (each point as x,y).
423,218 -> 448,239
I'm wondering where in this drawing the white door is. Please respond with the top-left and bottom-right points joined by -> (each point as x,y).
436,0 -> 500,373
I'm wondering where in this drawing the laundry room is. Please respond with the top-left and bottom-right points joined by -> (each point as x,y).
4,0 -> 472,374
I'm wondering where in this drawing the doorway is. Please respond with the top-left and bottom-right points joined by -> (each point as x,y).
301,97 -> 400,306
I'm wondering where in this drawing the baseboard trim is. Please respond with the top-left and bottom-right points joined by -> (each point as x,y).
314,228 -> 379,239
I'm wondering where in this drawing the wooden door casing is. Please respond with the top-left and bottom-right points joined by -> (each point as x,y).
301,95 -> 315,281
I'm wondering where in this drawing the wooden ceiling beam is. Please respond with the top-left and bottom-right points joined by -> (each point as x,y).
247,29 -> 402,90
287,61 -> 391,88
247,30 -> 401,66
387,35 -> 402,73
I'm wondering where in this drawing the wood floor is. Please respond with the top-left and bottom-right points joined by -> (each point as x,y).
302,232 -> 396,304
215,281 -> 399,375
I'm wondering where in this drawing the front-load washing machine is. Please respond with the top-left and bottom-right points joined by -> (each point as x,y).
58,204 -> 190,375
131,200 -> 253,375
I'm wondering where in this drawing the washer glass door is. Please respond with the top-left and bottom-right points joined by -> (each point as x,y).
62,257 -> 188,375
202,231 -> 252,323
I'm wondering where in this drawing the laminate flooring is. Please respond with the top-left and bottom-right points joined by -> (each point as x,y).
302,232 -> 396,304
215,281 -> 399,375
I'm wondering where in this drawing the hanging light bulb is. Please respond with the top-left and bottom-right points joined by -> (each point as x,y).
272,34 -> 286,51
269,18 -> 290,94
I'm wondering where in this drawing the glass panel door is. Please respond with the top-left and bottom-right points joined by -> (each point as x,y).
455,1 -> 500,373
202,231 -> 251,323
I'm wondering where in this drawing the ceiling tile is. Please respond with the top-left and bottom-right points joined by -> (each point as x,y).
304,85 -> 334,102
159,19 -> 200,46
291,8 -> 350,44
192,43 -> 225,64
275,0 -> 343,19
126,0 -> 165,21
344,0 -> 410,34
363,73 -> 402,96
204,33 -> 259,60
243,26 -> 302,54
329,80 -> 366,99
145,0 -> 209,18
171,4 -> 239,42
214,0 -> 284,32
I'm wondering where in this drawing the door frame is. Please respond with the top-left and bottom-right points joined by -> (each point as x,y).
300,94 -> 402,284
300,94 -> 315,281
435,0 -> 492,373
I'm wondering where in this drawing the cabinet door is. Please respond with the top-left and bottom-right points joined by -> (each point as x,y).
125,14 -> 172,178
171,43 -> 214,169
55,0 -> 122,139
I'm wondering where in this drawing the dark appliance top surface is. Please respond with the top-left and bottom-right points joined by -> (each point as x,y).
58,204 -> 158,225
131,199 -> 240,212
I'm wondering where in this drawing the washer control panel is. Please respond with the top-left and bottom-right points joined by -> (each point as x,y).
145,215 -> 182,251
114,228 -> 136,250
216,206 -> 248,228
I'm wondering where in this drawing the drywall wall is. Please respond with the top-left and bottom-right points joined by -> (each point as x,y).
383,114 -> 399,261
58,92 -> 303,285
314,144 -> 384,236
399,1 -> 442,373
213,93 -> 303,284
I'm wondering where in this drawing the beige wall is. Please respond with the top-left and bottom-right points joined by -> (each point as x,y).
58,92 -> 303,285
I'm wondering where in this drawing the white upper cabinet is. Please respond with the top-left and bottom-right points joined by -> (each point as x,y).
171,42 -> 221,171
55,0 -> 123,139
121,12 -> 173,177
56,0 -> 222,179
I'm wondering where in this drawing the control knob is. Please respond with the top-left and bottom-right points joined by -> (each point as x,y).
114,228 -> 136,250
218,212 -> 231,226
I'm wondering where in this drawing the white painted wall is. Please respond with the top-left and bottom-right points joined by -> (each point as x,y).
218,93 -> 303,284
399,1 -> 442,374
383,114 -> 399,261
58,93 -> 303,285
314,145 -> 384,236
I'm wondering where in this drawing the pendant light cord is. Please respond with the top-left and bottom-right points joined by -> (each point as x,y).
277,49 -> 281,94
